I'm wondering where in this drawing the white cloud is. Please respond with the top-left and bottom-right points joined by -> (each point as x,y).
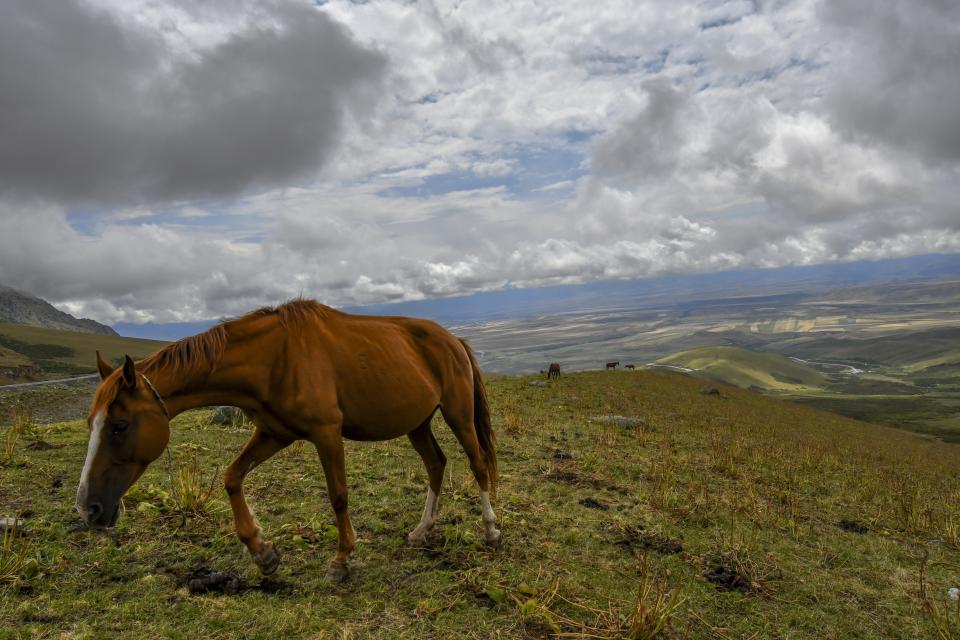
0,0 -> 958,324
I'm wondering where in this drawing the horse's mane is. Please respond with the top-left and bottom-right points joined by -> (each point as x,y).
91,299 -> 332,415
142,299 -> 332,376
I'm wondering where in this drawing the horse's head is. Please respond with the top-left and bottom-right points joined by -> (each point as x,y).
76,352 -> 170,528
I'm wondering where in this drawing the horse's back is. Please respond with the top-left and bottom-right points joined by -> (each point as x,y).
294,311 -> 470,440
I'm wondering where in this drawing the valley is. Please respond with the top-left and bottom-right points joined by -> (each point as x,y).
455,279 -> 960,439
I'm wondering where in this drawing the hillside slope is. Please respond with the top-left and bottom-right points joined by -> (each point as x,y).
657,345 -> 828,391
0,322 -> 166,379
0,285 -> 116,336
2,371 -> 958,638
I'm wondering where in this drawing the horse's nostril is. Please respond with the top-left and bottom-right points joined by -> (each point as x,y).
87,501 -> 103,520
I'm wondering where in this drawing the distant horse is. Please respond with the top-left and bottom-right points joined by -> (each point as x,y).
547,363 -> 561,379
76,301 -> 499,583
625,364 -> 635,370
605,361 -> 619,370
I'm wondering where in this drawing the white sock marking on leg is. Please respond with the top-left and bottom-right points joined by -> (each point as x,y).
410,487 -> 438,538
480,490 -> 500,540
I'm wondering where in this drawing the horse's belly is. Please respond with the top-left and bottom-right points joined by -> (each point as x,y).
338,384 -> 440,442
341,406 -> 436,441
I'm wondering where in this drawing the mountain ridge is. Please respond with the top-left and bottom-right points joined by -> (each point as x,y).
0,284 -> 117,336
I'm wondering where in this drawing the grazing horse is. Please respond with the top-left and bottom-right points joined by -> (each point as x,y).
76,300 -> 499,582
605,361 -> 619,370
547,363 -> 561,379
625,364 -> 635,370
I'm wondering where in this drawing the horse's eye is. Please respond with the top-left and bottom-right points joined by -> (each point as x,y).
111,421 -> 129,435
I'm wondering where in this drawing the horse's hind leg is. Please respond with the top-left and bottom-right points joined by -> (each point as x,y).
225,427 -> 290,574
310,424 -> 356,583
441,403 -> 501,547
407,416 -> 446,546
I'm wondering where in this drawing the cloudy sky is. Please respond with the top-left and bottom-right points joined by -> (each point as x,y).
1,0 -> 958,325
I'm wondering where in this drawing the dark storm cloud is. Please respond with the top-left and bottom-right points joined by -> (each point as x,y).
0,0 -> 387,205
823,0 -> 960,165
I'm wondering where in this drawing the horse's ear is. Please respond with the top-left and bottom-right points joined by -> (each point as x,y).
96,351 -> 114,381
120,355 -> 138,389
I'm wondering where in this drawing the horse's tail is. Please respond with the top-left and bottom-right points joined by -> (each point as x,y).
460,338 -> 497,493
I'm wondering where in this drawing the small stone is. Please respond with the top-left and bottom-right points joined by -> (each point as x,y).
0,517 -> 27,534
699,387 -> 721,396
209,406 -> 244,425
528,381 -> 549,387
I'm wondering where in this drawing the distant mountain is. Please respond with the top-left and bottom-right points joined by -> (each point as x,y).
0,285 -> 117,336
113,252 -> 960,340
351,252 -> 960,326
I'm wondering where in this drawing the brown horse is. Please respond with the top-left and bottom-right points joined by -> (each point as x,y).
76,300 -> 499,582
605,361 -> 619,370
547,363 -> 561,379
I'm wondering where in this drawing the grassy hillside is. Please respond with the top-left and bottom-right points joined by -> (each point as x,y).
0,345 -> 32,367
657,345 -> 828,391
766,327 -> 960,370
0,322 -> 166,379
3,371 -> 960,638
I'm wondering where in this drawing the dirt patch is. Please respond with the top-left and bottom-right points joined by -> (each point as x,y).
590,415 -> 646,428
19,612 -> 63,624
704,564 -> 749,592
542,469 -> 626,494
187,568 -> 243,595
544,469 -> 580,484
578,497 -> 609,510
616,526 -> 683,555
552,450 -> 573,460
26,440 -> 64,451
184,566 -> 294,596
837,519 -> 869,534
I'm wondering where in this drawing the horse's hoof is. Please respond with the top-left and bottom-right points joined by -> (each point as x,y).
325,559 -> 350,584
407,531 -> 428,547
254,542 -> 281,575
485,529 -> 502,549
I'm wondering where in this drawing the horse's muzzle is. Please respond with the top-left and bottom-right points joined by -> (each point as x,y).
78,499 -> 120,529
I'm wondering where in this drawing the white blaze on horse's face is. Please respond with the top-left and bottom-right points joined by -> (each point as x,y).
76,409 -> 105,522
77,356 -> 171,529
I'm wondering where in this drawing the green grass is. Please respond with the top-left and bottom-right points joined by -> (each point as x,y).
0,346 -> 32,368
0,323 -> 166,381
2,371 -> 960,638
657,346 -> 828,391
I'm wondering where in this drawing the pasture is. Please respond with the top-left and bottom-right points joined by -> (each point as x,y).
2,370 -> 960,638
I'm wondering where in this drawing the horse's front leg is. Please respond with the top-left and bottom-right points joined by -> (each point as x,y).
224,429 -> 289,574
310,424 -> 355,583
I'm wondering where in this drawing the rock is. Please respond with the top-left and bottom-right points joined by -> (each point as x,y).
0,516 -> 26,534
209,406 -> 244,425
528,381 -> 549,388
700,387 -> 721,396
590,415 -> 645,428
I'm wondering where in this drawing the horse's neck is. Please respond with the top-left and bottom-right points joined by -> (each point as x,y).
145,326 -> 275,418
